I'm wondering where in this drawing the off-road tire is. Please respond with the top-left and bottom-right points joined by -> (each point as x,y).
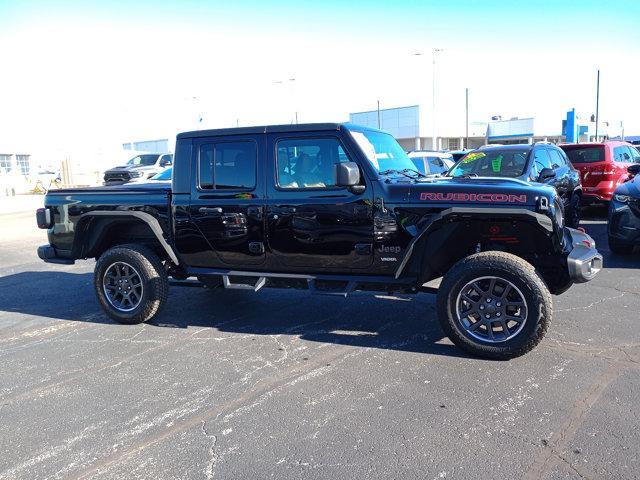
608,236 -> 634,255
566,194 -> 581,229
436,251 -> 552,360
95,244 -> 168,324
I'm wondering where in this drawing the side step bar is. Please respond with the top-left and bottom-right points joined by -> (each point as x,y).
222,275 -> 267,291
184,267 -> 418,298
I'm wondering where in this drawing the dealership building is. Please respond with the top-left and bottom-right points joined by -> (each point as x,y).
349,105 -> 615,152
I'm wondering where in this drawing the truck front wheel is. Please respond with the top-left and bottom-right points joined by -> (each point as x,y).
94,244 -> 169,324
436,251 -> 552,359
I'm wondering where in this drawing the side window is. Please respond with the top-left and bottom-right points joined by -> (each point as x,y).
533,149 -> 552,172
198,141 -> 257,190
428,157 -> 448,174
613,146 -> 630,163
548,149 -> 565,169
159,154 -> 172,167
276,137 -> 349,189
630,146 -> 640,164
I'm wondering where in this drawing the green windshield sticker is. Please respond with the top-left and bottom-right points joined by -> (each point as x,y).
463,152 -> 485,163
491,155 -> 503,172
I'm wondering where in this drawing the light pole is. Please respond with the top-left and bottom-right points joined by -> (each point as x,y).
465,87 -> 469,150
594,69 -> 600,141
432,48 -> 443,150
273,77 -> 297,124
413,48 -> 443,150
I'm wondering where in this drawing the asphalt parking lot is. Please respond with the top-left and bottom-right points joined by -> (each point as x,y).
0,203 -> 639,480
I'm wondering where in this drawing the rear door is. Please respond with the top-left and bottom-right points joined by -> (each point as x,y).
188,135 -> 266,268
264,132 -> 374,272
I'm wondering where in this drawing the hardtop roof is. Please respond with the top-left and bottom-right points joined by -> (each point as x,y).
177,122 -> 386,140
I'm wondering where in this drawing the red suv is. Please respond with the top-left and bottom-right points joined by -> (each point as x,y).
559,142 -> 640,204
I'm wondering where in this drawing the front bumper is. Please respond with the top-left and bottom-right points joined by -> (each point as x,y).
566,228 -> 602,283
37,244 -> 75,265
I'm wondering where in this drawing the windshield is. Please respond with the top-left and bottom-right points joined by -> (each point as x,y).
449,149 -> 529,178
150,167 -> 172,180
348,129 -> 415,173
126,154 -> 159,166
561,146 -> 605,164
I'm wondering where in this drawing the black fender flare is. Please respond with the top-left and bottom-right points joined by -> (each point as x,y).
81,211 -> 180,265
394,207 -> 554,279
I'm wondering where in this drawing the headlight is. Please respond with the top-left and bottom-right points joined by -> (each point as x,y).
614,194 -> 631,203
130,171 -> 143,177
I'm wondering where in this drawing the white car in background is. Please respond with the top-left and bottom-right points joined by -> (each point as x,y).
103,153 -> 173,185
407,150 -> 455,176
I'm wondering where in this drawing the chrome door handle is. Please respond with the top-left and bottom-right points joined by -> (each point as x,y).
199,207 -> 223,214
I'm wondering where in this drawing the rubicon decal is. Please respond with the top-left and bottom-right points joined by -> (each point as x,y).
419,192 -> 527,203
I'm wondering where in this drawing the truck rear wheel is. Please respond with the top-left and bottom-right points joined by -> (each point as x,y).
94,244 -> 168,324
436,251 -> 552,359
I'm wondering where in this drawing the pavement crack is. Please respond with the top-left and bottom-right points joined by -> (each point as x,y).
556,292 -> 625,312
201,421 -> 218,480
523,362 -> 623,480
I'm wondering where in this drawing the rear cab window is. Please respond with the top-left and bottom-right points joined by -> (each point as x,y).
198,141 -> 257,190
562,146 -> 605,164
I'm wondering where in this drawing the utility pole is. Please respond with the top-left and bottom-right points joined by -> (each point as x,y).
465,88 -> 469,150
432,48 -> 443,150
377,100 -> 381,129
595,69 -> 600,141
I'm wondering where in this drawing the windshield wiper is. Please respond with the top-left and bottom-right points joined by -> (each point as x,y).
378,169 -> 417,180
400,168 -> 427,178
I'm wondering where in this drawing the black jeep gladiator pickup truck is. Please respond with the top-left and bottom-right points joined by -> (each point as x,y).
36,123 -> 602,359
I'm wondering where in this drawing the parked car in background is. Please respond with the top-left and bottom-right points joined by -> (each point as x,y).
608,164 -> 640,254
448,143 -> 582,227
407,151 -> 454,176
559,141 -> 640,205
103,153 -> 173,185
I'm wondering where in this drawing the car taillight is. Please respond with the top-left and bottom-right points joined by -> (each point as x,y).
36,207 -> 53,229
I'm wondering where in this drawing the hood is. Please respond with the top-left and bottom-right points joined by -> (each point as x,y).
384,176 -> 554,207
615,175 -> 640,198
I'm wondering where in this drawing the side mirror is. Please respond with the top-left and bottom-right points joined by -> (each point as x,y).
538,168 -> 556,181
627,164 -> 640,176
335,162 -> 364,193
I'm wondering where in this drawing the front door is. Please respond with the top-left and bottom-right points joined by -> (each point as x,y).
265,133 -> 374,272
188,135 -> 266,268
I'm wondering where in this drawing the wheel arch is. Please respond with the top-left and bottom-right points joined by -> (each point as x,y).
395,207 -> 565,291
73,211 -> 179,264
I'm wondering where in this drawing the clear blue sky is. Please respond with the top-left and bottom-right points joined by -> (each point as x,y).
1,0 -> 639,161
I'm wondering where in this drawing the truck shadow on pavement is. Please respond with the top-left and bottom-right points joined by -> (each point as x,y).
0,270 -> 470,358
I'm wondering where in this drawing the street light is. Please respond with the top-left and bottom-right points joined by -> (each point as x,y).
413,48 -> 443,150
